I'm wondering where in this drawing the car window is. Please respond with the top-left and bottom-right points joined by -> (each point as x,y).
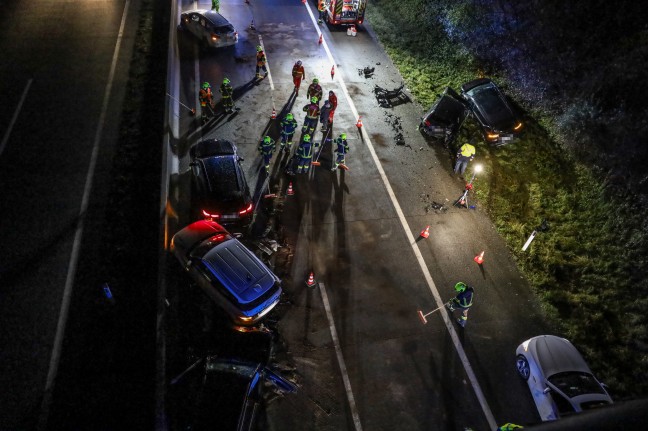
548,372 -> 607,398
550,391 -> 576,416
214,24 -> 234,34
191,14 -> 199,22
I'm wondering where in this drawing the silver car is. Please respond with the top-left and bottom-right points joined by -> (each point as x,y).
178,10 -> 238,48
516,335 -> 613,421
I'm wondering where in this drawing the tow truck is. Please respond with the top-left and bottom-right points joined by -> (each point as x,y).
322,0 -> 368,26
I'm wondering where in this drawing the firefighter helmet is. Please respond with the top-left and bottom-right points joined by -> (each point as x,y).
257,45 -> 263,52
313,78 -> 319,84
286,113 -> 293,121
296,60 -> 302,66
202,82 -> 210,90
223,77 -> 230,84
311,96 -> 318,103
340,133 -> 347,140
263,136 -> 272,143
454,282 -> 467,292
303,134 -> 311,142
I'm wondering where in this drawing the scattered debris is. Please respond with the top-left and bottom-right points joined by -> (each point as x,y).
374,83 -> 409,108
420,194 -> 449,214
358,66 -> 375,78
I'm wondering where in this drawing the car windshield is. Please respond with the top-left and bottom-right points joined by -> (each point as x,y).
203,156 -> 243,201
548,372 -> 607,398
468,84 -> 515,129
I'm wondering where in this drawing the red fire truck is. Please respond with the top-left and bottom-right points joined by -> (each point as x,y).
322,0 -> 368,26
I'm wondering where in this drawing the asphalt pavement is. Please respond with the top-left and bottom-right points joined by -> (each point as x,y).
163,1 -> 550,431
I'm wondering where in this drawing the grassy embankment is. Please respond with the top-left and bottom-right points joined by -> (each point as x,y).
367,0 -> 648,398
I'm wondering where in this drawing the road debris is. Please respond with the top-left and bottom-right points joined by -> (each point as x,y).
358,66 -> 375,78
374,83 -> 409,108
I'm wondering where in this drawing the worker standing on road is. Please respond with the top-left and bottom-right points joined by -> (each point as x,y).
498,424 -> 523,430
211,0 -> 219,12
219,77 -> 234,114
331,133 -> 349,171
292,60 -> 305,94
446,282 -> 474,328
327,90 -> 338,124
255,45 -> 268,79
307,78 -> 323,103
280,113 -> 298,153
302,97 -> 320,135
199,82 -> 214,124
454,139 -> 476,176
319,100 -> 333,133
318,1 -> 327,24
296,134 -> 313,174
258,136 -> 275,173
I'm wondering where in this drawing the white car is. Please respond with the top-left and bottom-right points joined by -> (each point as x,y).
516,335 -> 613,421
178,10 -> 238,48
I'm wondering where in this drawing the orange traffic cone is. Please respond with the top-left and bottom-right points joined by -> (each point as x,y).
306,272 -> 316,287
420,225 -> 430,239
474,251 -> 485,265
271,108 -> 276,119
318,34 -> 323,44
287,182 -> 294,196
331,65 -> 335,79
302,0 -> 306,3
356,116 -> 363,128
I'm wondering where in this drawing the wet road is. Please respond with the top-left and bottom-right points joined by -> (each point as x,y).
163,1 -> 549,431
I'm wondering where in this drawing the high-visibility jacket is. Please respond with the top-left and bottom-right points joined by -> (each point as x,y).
199,88 -> 213,106
220,82 -> 233,98
458,143 -> 476,158
328,92 -> 337,110
256,51 -> 266,67
292,64 -> 305,79
297,142 -> 313,159
258,138 -> 275,155
303,103 -> 320,119
334,137 -> 349,155
452,286 -> 474,308
307,83 -> 322,101
280,117 -> 298,134
498,424 -> 523,431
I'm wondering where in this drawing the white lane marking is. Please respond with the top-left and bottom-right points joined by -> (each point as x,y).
304,3 -> 498,430
37,1 -> 131,430
319,283 -> 363,431
0,78 -> 32,157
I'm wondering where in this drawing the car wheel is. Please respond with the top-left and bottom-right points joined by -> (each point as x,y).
516,355 -> 530,380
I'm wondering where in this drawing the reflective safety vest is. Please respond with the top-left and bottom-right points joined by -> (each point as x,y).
292,64 -> 305,79
303,103 -> 320,119
199,88 -> 212,106
454,286 -> 474,308
256,51 -> 266,66
459,143 -> 476,158
307,84 -> 322,101
258,138 -> 275,155
334,137 -> 349,154
281,118 -> 298,134
220,83 -> 233,97
298,142 -> 313,159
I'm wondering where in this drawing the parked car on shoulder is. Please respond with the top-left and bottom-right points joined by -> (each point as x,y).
190,139 -> 253,226
419,87 -> 469,145
178,10 -> 238,48
171,220 -> 282,326
461,78 -> 523,146
516,335 -> 613,421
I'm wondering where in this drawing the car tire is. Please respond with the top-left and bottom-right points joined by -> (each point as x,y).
516,355 -> 531,380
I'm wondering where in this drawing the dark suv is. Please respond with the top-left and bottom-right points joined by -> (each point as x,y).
171,220 -> 282,326
460,78 -> 523,146
419,87 -> 469,145
190,139 -> 254,225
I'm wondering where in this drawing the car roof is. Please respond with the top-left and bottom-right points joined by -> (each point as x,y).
531,335 -> 592,378
463,80 -> 517,131
190,9 -> 232,27
202,240 -> 276,304
191,139 -> 236,158
201,156 -> 244,198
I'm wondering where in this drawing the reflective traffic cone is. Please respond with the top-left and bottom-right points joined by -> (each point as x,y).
356,116 -> 363,128
420,225 -> 430,239
474,251 -> 485,265
306,272 -> 316,287
287,182 -> 294,196
318,34 -> 323,44
331,65 -> 335,79
271,108 -> 276,119
302,0 -> 306,3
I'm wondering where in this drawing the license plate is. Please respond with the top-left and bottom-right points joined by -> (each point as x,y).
221,214 -> 238,220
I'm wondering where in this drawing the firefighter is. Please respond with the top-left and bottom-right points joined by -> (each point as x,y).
302,97 -> 320,135
319,100 -> 333,133
331,133 -> 349,171
219,77 -> 234,114
292,60 -> 305,94
211,0 -> 219,12
255,45 -> 268,79
454,138 -> 476,176
280,113 -> 298,152
199,81 -> 214,123
307,78 -> 322,102
498,424 -> 523,431
258,135 -> 275,173
445,282 -> 474,327
296,134 -> 313,174
328,90 -> 338,124
317,1 -> 327,24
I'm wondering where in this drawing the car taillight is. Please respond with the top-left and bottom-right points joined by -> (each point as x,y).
239,203 -> 253,215
487,132 -> 499,140
202,209 -> 220,219
514,122 -> 523,131
424,120 -> 431,127
210,234 -> 226,242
